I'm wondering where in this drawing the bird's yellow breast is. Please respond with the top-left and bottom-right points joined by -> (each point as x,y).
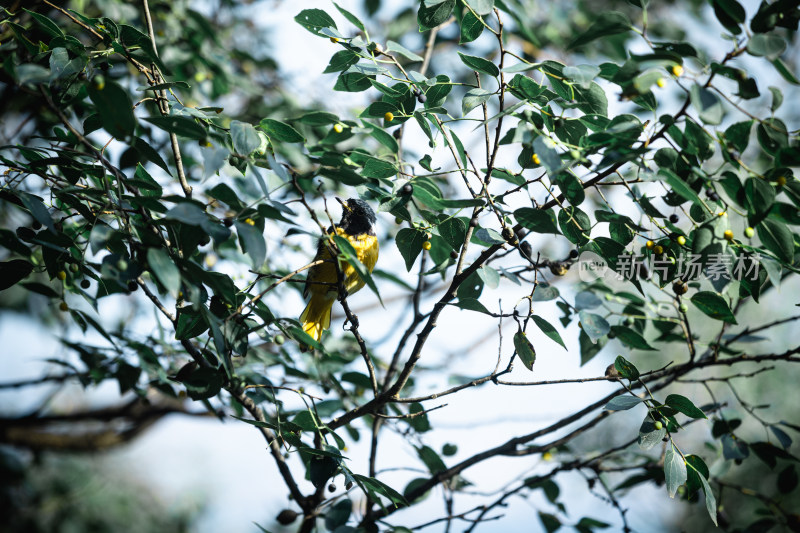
306,228 -> 379,298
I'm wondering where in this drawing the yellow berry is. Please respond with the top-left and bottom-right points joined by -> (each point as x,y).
677,235 -> 686,246
205,254 -> 218,268
654,421 -> 663,430
384,111 -> 394,122
422,240 -> 432,251
656,77 -> 666,88
531,153 -> 541,165
777,176 -> 787,186
56,270 -> 67,281
59,301 -> 69,312
718,211 -> 727,218
745,227 -> 755,238
330,37 -> 340,43
245,218 -> 255,226
671,64 -> 684,77
654,245 -> 664,255
542,451 -> 553,461
724,230 -> 734,241
333,123 -> 344,134
645,240 -> 654,249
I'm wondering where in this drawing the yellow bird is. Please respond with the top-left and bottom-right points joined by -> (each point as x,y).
300,197 -> 379,343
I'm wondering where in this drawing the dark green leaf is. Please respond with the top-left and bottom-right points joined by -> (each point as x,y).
418,0 -> 456,31
757,219 -> 794,263
665,394 -> 707,419
531,316 -> 566,350
143,116 -> 206,140
515,208 -> 560,234
513,331 -> 536,370
235,221 -> 266,269
691,291 -> 737,324
614,355 -> 640,380
457,52 -> 499,77
0,260 -> 34,290
396,228 -> 426,271
259,118 -> 304,143
147,248 -> 181,298
460,9 -> 484,43
610,325 -> 656,350
88,81 -> 136,139
295,9 -> 337,36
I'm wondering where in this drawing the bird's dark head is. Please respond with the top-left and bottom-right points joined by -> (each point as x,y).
337,197 -> 377,235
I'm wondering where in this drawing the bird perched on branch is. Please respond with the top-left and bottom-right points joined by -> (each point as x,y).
300,197 -> 379,344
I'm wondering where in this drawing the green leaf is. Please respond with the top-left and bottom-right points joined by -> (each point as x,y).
757,219 -> 794,263
604,395 -> 643,411
259,118 -> 304,143
462,88 -> 493,115
610,325 -> 656,351
0,260 -> 34,291
175,310 -> 208,340
295,9 -> 337,36
664,446 -> 687,498
396,228 -> 426,271
352,474 -> 407,506
690,84 -> 724,125
323,50 -> 360,73
665,394 -> 707,419
184,367 -> 223,400
333,2 -> 365,31
18,192 -> 55,233
660,169 -> 704,207
333,235 -> 382,305
531,316 -> 566,350
638,419 -> 666,450
457,52 -> 500,77
438,217 -> 467,251
235,221 -> 266,270
563,64 -> 600,89
386,40 -> 423,62
515,208 -> 560,234
748,33 -> 787,60
513,331 -> 536,370
88,81 -> 136,139
418,0 -> 456,31
568,11 -> 632,49
743,177 -> 775,223
533,136 -> 563,176
143,116 -> 206,140
690,291 -> 737,324
230,120 -> 261,155
711,0 -> 745,34
697,469 -> 718,525
539,512 -> 561,533
558,207 -> 591,245
614,355 -> 640,380
147,248 -> 181,298
454,297 -> 491,314
24,9 -> 64,37
578,310 -> 609,342
466,0 -> 495,15
460,9 -> 484,43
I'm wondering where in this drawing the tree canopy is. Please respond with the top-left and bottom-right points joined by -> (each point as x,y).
1,0 -> 799,531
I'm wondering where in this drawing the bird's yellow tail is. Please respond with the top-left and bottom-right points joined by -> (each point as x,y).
299,295 -> 334,342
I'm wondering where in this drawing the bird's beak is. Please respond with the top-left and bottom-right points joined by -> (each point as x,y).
336,197 -> 351,211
